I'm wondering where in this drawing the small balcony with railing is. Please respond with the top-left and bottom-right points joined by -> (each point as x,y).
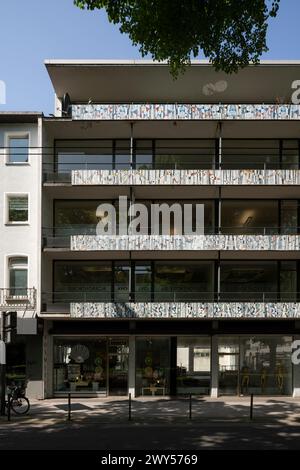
0,288 -> 36,310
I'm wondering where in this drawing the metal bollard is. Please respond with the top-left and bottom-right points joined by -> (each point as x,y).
128,393 -> 132,421
189,394 -> 192,420
7,393 -> 11,422
67,392 -> 71,421
250,393 -> 254,420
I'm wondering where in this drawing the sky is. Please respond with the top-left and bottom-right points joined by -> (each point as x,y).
0,0 -> 300,115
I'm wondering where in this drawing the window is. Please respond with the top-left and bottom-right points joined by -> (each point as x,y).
7,195 -> 28,223
8,135 -> 29,163
8,257 -> 28,296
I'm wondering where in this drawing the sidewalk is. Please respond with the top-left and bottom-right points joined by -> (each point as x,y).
2,396 -> 300,426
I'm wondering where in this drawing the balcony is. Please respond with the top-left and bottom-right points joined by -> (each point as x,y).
70,234 -> 300,252
71,168 -> 300,186
0,288 -> 36,310
42,140 -> 300,186
43,227 -> 300,251
41,291 -> 300,319
71,103 -> 300,121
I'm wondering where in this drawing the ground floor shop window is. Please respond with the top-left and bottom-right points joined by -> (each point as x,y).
218,336 -> 293,396
136,337 -> 170,396
53,337 -> 129,395
176,337 -> 211,395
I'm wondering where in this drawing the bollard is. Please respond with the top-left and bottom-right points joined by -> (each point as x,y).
7,393 -> 11,422
128,393 -> 132,421
250,393 -> 254,420
67,392 -> 71,421
189,393 -> 192,420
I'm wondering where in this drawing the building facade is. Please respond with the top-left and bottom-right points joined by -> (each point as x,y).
2,60 -> 300,398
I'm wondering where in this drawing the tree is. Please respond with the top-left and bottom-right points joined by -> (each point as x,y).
74,0 -> 280,77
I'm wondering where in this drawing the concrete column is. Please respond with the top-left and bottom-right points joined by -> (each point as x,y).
43,321 -> 53,398
293,335 -> 300,397
211,335 -> 219,398
128,336 -> 136,397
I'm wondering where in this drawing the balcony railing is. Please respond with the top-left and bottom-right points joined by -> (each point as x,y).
71,168 -> 300,186
41,291 -> 300,319
0,288 -> 36,310
43,227 -> 300,250
70,234 -> 300,252
42,156 -> 300,185
71,103 -> 300,121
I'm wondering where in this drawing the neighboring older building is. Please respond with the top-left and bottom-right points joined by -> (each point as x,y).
2,60 -> 300,398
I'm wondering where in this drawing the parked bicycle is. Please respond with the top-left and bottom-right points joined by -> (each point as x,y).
5,384 -> 30,415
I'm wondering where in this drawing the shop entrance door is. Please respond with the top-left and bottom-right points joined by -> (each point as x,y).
218,352 -> 240,395
108,338 -> 129,395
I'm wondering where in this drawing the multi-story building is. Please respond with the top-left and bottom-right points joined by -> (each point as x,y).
2,59 -> 300,398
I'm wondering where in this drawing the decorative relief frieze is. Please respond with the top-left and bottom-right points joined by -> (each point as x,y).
70,302 -> 300,319
72,169 -> 300,186
70,234 -> 300,251
72,104 -> 300,121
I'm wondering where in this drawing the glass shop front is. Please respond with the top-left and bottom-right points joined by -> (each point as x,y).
52,335 -> 294,396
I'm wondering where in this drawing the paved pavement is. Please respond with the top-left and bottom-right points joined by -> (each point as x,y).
1,396 -> 300,450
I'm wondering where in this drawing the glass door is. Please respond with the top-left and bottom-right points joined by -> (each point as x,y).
108,338 -> 129,395
218,338 -> 240,395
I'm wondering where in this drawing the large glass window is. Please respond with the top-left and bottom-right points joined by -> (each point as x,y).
150,199 -> 214,235
154,261 -> 214,301
177,337 -> 211,395
134,262 -> 152,302
135,140 -> 153,169
221,200 -> 278,235
54,261 -> 112,302
242,336 -> 292,396
220,261 -> 278,301
53,337 -> 108,394
115,140 -> 131,170
136,337 -> 170,396
114,263 -> 130,301
222,139 -> 279,170
9,257 -> 28,296
8,136 -> 29,163
282,140 -> 299,169
281,200 -> 298,234
56,140 -> 113,172
218,336 -> 293,396
155,139 -> 215,169
54,200 -> 108,236
280,261 -> 297,302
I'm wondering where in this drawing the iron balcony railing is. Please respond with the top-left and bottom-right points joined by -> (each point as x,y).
42,226 -> 300,248
42,160 -> 300,183
0,288 -> 36,310
41,291 -> 300,310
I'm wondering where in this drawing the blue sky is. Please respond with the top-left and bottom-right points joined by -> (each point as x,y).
0,0 -> 299,114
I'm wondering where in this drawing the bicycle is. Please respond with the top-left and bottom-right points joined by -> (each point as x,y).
5,384 -> 30,415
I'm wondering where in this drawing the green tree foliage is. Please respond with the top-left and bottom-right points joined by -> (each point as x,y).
74,0 -> 280,76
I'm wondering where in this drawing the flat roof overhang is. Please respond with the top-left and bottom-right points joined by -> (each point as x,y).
45,60 -> 300,104
0,112 -> 42,123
